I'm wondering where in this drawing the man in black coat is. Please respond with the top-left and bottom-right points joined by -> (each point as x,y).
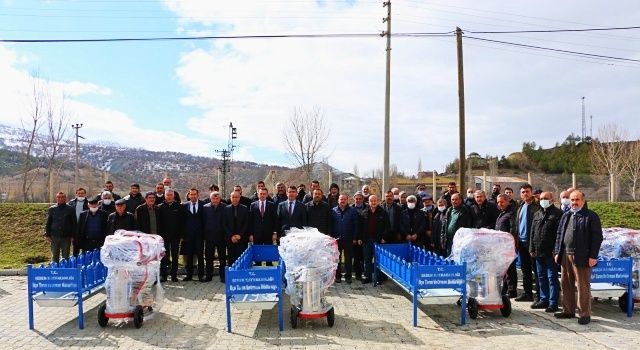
75,197 -> 109,254
306,188 -> 332,235
529,191 -> 564,312
249,180 -> 274,203
470,190 -> 499,229
68,187 -> 89,222
443,193 -> 472,255
107,199 -> 136,235
432,198 -> 448,257
553,190 -> 603,325
382,190 -> 402,243
248,188 -> 278,266
158,189 -> 183,282
202,191 -> 227,282
272,182 -> 288,206
135,192 -> 160,235
496,194 -> 517,297
124,183 -> 145,214
514,184 -> 541,302
232,185 -> 253,207
401,195 -> 427,248
358,195 -> 390,283
223,191 -> 249,266
46,192 -> 77,262
182,188 -> 205,281
277,185 -> 307,237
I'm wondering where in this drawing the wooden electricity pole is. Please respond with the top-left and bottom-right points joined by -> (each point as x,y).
456,27 -> 466,191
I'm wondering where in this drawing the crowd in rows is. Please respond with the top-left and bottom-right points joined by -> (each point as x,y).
44,177 -> 602,324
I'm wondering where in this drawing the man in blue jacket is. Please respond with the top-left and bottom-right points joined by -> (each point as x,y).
202,191 -> 226,282
331,194 -> 359,284
553,190 -> 603,325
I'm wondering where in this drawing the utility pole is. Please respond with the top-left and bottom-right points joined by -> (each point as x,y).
72,123 -> 84,189
215,122 -> 237,197
382,1 -> 391,193
581,96 -> 586,141
590,115 -> 593,139
456,27 -> 466,191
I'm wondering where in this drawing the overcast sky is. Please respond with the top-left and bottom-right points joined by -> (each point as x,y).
0,0 -> 638,176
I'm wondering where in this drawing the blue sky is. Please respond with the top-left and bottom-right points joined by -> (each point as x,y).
0,0 -> 639,175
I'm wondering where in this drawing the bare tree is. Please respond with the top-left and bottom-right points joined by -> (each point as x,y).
19,73 -> 45,202
41,93 -> 70,202
591,123 -> 628,202
625,140 -> 640,201
282,106 -> 330,182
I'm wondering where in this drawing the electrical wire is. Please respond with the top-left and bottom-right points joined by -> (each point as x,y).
466,26 -> 640,34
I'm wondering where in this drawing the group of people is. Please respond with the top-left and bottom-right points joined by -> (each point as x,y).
44,177 -> 602,324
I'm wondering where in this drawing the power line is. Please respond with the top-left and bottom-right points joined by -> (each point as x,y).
466,26 -> 640,34
463,35 -> 640,63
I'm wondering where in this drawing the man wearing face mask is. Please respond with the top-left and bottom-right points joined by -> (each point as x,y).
559,190 -> 572,213
432,198 -> 449,256
529,192 -> 563,312
75,196 -> 109,254
553,191 -> 603,325
154,183 -> 166,206
68,187 -> 89,222
391,187 -> 400,203
351,192 -> 368,281
382,190 -> 403,243
99,191 -> 115,215
464,187 -> 477,208
420,193 -> 436,249
401,195 -> 427,248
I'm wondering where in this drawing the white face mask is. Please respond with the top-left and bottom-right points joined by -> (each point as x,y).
438,206 -> 446,212
102,199 -> 112,206
570,206 -> 582,213
540,199 -> 551,209
89,207 -> 98,213
561,198 -> 570,206
76,196 -> 85,201
467,193 -> 474,199
407,202 -> 416,209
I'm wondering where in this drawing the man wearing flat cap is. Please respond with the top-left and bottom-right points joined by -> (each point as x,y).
75,196 -> 109,254
107,198 -> 136,235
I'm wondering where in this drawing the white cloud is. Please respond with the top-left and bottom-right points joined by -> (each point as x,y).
166,0 -> 640,175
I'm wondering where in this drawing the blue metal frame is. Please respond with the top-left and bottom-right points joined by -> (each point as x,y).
225,245 -> 284,333
592,257 -> 634,317
27,249 -> 107,329
374,243 -> 467,326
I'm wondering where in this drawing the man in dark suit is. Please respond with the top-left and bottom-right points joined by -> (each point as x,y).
249,180 -> 274,202
182,188 -> 205,281
202,191 -> 227,282
514,183 -> 541,302
277,185 -> 307,237
306,188 -> 332,235
223,191 -> 249,266
232,185 -> 253,207
135,192 -> 160,235
75,197 -> 109,254
158,189 -> 183,282
381,190 -> 402,243
248,187 -> 278,265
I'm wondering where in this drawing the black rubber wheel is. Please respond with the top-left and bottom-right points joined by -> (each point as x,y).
327,307 -> 335,327
467,298 -> 479,319
97,303 -> 108,327
456,297 -> 462,307
619,292 -> 628,312
290,306 -> 298,329
500,295 -> 512,317
133,305 -> 144,329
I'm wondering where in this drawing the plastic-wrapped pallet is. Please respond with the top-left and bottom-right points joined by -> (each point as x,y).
101,230 -> 166,317
278,228 -> 339,310
599,227 -> 640,297
451,228 -> 516,304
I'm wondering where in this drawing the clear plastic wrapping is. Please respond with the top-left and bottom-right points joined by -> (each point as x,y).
278,228 -> 339,312
101,230 -> 166,317
451,228 -> 516,304
599,227 -> 640,297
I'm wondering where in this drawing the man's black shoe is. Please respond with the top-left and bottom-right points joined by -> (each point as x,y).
345,278 -> 352,284
554,312 -> 575,319
335,277 -> 342,283
202,277 -> 212,282
578,316 -> 591,325
355,275 -> 362,281
508,291 -> 518,299
182,276 -> 193,282
171,276 -> 179,282
545,305 -> 559,313
531,301 -> 549,309
160,276 -> 167,283
515,294 -> 534,302
361,278 -> 372,284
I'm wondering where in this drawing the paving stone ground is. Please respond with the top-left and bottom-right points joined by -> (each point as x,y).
2,275 -> 639,349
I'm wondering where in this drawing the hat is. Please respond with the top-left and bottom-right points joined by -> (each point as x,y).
115,199 -> 126,205
407,195 -> 417,202
420,193 -> 433,201
88,196 -> 100,204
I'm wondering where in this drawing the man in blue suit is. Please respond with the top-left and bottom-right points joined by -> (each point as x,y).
249,187 -> 278,265
223,191 -> 249,265
277,185 -> 307,237
182,188 -> 205,281
202,191 -> 226,282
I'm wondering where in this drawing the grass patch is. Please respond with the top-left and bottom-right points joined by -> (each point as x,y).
0,202 -> 638,269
